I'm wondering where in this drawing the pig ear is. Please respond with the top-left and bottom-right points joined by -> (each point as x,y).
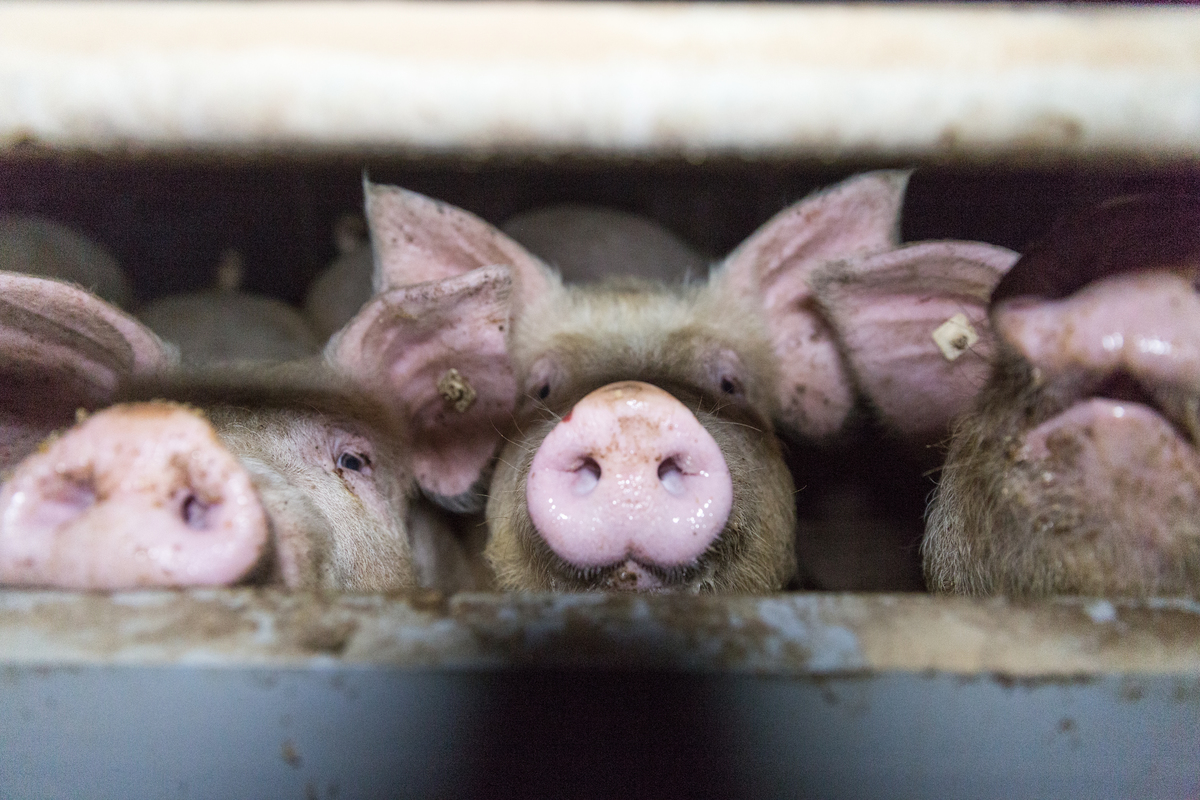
327,264 -> 517,504
364,178 -> 556,312
812,241 -> 1020,443
716,170 -> 911,439
0,272 -> 174,470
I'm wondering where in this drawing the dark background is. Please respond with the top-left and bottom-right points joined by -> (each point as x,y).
2,153 -> 1198,306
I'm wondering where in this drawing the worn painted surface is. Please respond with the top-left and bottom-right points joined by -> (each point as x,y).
0,592 -> 1196,798
0,590 -> 1197,675
0,2 -> 1198,159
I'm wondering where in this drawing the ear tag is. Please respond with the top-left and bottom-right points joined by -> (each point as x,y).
932,313 -> 979,362
437,368 -> 477,413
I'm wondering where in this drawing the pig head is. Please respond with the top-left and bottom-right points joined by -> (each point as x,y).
0,272 -> 483,592
925,195 -> 1200,598
354,172 -> 1018,593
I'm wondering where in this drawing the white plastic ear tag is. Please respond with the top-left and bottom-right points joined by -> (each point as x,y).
932,313 -> 979,361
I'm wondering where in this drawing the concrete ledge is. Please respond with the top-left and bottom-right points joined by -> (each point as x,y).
1,590 -> 1197,676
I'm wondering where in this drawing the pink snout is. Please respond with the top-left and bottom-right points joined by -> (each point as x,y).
0,402 -> 269,589
526,381 -> 733,570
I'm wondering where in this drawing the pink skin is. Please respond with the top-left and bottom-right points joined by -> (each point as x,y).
1000,271 -> 1200,563
0,403 -> 269,589
526,381 -> 732,573
995,272 -> 1200,394
1018,399 -> 1200,549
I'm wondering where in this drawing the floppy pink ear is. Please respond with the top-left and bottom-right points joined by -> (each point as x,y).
364,179 -> 556,311
0,272 -> 174,471
812,241 -> 1019,443
716,170 -> 911,439
326,265 -> 517,504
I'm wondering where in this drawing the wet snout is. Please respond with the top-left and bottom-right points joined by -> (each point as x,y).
525,381 -> 732,577
995,271 -> 1200,396
0,402 -> 269,589
996,271 -> 1200,438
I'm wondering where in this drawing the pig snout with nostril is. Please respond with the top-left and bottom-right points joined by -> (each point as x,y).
525,382 -> 733,579
0,402 -> 268,590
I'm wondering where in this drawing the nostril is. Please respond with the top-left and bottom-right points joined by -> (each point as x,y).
657,457 -> 686,496
571,457 -> 602,496
180,493 -> 211,531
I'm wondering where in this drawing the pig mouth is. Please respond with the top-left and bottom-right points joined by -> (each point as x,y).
1010,370 -> 1200,544
560,553 -> 715,593
1022,370 -> 1200,457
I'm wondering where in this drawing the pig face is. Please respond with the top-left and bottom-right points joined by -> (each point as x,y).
924,195 -> 1200,597
358,173 -> 1018,593
485,282 -> 797,592
0,272 -> 482,592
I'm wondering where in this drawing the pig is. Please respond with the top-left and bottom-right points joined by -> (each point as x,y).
304,213 -> 376,343
302,205 -> 708,344
138,249 -> 322,365
350,172 -> 1018,592
924,194 -> 1200,598
500,204 -> 708,285
0,214 -> 133,310
0,271 -> 486,592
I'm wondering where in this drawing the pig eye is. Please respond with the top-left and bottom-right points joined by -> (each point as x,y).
337,451 -> 371,474
706,348 -> 748,403
526,356 -> 563,405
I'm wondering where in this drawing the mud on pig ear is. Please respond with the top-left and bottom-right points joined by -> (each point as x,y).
363,178 -> 557,312
811,240 -> 1019,444
325,264 -> 517,510
715,170 -> 911,439
0,272 -> 175,471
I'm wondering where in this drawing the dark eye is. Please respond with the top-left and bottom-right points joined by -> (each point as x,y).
720,377 -> 738,395
537,383 -> 551,400
337,452 -> 370,473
